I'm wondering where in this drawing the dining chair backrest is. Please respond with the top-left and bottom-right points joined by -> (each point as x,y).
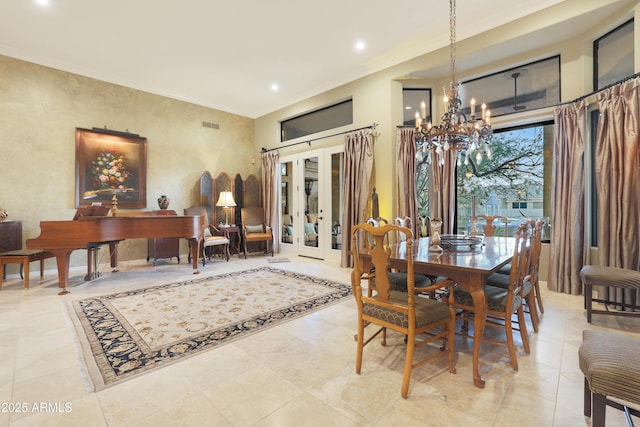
508,223 -> 531,297
527,218 -> 544,284
364,217 -> 388,249
352,222 -> 414,303
393,216 -> 412,242
479,214 -> 510,237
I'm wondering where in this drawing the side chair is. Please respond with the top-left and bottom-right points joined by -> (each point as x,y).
240,207 -> 274,258
452,222 -> 531,371
351,222 -> 456,398
183,206 -> 230,265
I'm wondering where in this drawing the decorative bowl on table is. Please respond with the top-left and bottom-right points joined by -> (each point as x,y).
439,234 -> 484,250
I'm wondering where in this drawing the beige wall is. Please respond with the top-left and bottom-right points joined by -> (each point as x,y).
255,1 -> 637,273
0,55 -> 257,271
1,1 -> 636,277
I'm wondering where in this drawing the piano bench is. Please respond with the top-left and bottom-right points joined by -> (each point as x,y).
0,249 -> 55,290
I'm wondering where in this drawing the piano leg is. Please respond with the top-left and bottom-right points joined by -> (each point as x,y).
108,242 -> 119,272
189,238 -> 200,274
51,249 -> 73,295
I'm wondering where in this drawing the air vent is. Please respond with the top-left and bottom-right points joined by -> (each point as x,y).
202,121 -> 220,130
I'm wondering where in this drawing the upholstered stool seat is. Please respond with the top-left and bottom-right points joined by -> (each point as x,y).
580,265 -> 640,323
579,329 -> 640,427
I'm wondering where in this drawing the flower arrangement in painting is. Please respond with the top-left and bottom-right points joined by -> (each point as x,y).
90,148 -> 132,190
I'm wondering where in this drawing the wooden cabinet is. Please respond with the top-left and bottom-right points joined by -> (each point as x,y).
146,211 -> 180,265
0,221 -> 22,253
0,221 -> 22,278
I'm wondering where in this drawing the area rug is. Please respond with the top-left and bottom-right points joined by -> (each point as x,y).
66,267 -> 351,391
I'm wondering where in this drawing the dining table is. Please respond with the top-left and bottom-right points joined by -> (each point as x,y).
369,235 -> 516,388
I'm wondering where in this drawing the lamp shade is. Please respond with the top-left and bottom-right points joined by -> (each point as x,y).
216,191 -> 236,207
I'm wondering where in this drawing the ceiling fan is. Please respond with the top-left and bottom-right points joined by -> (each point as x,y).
504,69 -> 528,111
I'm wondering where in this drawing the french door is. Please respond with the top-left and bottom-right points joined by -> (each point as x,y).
279,146 -> 344,262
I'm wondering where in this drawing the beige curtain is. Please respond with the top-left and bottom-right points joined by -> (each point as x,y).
548,99 -> 588,294
430,149 -> 457,234
595,77 -> 640,306
341,128 -> 375,267
261,150 -> 280,254
396,127 -> 418,236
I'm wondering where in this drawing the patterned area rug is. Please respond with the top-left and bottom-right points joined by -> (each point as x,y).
66,267 -> 351,391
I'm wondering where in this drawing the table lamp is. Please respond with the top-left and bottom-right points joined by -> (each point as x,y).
216,191 -> 236,226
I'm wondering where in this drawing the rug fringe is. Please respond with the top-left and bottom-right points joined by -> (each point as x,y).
61,302 -> 96,393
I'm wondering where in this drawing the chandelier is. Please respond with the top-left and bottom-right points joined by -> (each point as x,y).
415,0 -> 492,166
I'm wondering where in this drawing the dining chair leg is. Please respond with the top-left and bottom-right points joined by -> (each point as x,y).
534,281 -> 545,313
355,318 -> 364,374
505,314 -> 519,371
526,293 -> 540,333
401,334 -> 416,398
447,306 -> 457,374
518,307 -> 531,354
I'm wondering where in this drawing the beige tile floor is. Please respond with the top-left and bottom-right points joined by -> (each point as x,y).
0,254 -> 638,427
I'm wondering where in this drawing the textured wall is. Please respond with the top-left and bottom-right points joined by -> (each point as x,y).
0,55 -> 257,270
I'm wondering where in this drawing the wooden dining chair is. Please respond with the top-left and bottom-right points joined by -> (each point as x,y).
452,222 -> 531,371
351,222 -> 456,398
487,218 -> 543,332
478,214 -> 510,237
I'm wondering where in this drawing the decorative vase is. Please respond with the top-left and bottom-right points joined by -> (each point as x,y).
0,207 -> 7,221
157,195 -> 170,210
429,218 -> 443,252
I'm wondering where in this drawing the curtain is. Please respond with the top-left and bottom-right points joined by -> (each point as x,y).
430,149 -> 457,234
396,127 -> 418,236
341,128 -> 375,267
548,99 -> 588,294
261,150 -> 280,254
595,77 -> 640,306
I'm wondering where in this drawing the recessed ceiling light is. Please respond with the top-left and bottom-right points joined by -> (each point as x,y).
271,83 -> 279,91
35,0 -> 49,6
355,40 -> 365,52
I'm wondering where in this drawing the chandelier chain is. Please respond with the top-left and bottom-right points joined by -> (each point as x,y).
450,0 -> 457,85
414,0 -> 492,166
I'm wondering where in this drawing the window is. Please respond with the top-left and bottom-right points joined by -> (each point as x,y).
280,99 -> 353,142
594,19 -> 634,91
455,122 -> 552,236
459,56 -> 561,118
403,88 -> 432,126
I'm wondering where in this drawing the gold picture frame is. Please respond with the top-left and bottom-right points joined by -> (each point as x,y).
75,128 -> 147,209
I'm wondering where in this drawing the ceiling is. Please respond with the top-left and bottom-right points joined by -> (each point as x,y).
0,1 -> 633,119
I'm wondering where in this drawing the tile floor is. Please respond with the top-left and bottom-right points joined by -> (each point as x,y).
0,254 -> 638,426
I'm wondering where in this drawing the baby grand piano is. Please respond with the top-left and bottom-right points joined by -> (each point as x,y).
26,209 -> 205,295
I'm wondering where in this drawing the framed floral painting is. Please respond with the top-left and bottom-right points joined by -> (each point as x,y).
75,128 -> 147,209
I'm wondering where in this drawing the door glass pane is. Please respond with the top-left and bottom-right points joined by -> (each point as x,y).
331,152 -> 344,250
304,157 -> 318,247
281,161 -> 293,245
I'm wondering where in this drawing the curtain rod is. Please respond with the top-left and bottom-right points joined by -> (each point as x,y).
556,71 -> 640,108
260,123 -> 378,153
